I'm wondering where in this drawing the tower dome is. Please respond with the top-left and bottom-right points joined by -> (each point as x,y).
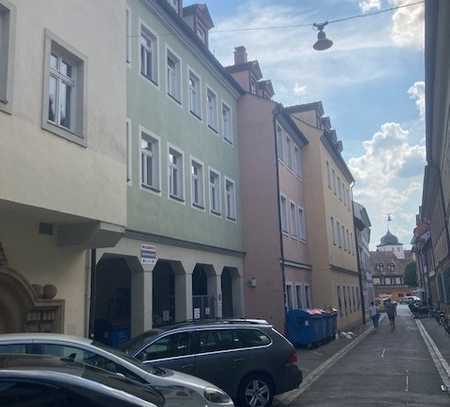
379,230 -> 401,247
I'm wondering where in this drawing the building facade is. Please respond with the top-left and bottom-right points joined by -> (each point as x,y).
370,231 -> 416,300
92,0 -> 245,341
353,201 -> 373,322
225,47 -> 312,332
287,103 -> 361,330
0,0 -> 127,335
414,0 -> 450,313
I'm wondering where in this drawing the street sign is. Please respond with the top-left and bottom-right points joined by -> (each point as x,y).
141,244 -> 157,265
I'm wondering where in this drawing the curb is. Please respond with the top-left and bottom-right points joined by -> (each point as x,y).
275,322 -> 375,406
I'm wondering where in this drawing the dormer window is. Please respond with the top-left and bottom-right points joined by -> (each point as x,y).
196,25 -> 207,44
168,0 -> 179,13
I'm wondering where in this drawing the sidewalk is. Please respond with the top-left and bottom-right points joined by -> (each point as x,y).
418,317 -> 450,371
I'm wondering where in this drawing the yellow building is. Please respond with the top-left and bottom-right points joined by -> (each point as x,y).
287,102 -> 362,330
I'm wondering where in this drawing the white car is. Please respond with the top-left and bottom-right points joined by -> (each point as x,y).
0,333 -> 233,407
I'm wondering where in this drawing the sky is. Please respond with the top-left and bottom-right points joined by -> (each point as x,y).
184,0 -> 425,249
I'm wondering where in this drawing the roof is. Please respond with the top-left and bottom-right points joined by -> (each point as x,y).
182,4 -> 214,29
378,230 -> 402,247
225,60 -> 263,80
285,102 -> 325,117
274,103 -> 309,146
145,0 -> 243,96
257,79 -> 274,97
353,201 -> 371,229
0,333 -> 94,344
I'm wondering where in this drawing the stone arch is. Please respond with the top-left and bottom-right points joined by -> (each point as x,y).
0,267 -> 64,333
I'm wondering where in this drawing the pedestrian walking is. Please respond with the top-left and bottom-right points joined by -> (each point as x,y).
385,298 -> 397,331
369,301 -> 379,329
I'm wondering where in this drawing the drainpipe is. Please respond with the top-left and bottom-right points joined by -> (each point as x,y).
88,248 -> 96,338
436,166 -> 450,257
272,107 -> 288,330
352,209 -> 366,324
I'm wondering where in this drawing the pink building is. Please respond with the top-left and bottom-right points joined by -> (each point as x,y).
226,47 -> 312,332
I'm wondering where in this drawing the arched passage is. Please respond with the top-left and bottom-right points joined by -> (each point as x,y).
221,267 -> 240,318
192,264 -> 215,319
152,260 -> 175,327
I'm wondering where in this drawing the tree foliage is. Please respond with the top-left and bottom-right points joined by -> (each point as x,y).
404,262 -> 418,287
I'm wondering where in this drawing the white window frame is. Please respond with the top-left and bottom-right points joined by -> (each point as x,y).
336,220 -> 341,248
280,194 -> 288,234
289,200 -> 297,238
167,143 -> 185,203
165,45 -> 182,105
286,283 -> 294,310
346,229 -> 350,252
139,126 -> 161,195
190,157 -> 205,211
332,169 -> 337,195
331,216 -> 336,245
337,176 -> 342,200
209,167 -> 222,216
295,284 -> 303,309
294,145 -> 303,177
139,20 -> 159,87
206,86 -> 219,132
326,161 -> 331,189
222,101 -> 233,144
188,65 -> 202,120
126,7 -> 132,67
0,0 -> 15,113
42,29 -> 86,146
224,176 -> 237,222
298,206 -> 306,241
126,119 -> 132,186
304,284 -> 311,308
342,225 -> 346,250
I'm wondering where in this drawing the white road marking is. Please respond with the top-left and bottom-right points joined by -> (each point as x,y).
381,348 -> 386,358
416,320 -> 450,391
405,369 -> 409,392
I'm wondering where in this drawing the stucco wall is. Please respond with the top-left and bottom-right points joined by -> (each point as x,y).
237,94 -> 285,331
0,0 -> 127,226
126,0 -> 242,252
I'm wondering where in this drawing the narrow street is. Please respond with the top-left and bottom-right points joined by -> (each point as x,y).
291,306 -> 450,406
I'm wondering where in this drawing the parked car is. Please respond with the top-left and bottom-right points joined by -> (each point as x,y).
121,319 -> 303,407
0,333 -> 232,407
0,353 -> 162,407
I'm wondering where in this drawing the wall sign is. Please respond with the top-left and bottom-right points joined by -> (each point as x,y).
141,244 -> 157,265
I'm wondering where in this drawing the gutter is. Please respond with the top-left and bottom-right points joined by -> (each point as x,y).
272,106 -> 288,328
352,202 -> 367,324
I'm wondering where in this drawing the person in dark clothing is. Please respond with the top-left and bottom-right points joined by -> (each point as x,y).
385,298 -> 397,331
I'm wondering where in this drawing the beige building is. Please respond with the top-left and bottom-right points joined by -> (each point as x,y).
0,0 -> 127,336
287,102 -> 362,329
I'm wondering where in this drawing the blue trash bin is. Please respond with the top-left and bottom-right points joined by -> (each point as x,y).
286,309 -> 325,347
109,326 -> 130,347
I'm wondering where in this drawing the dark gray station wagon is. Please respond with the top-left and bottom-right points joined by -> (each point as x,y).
121,320 -> 302,407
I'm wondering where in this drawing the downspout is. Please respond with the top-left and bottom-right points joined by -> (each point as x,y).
88,248 -> 96,338
437,167 -> 450,257
272,107 -> 287,330
352,206 -> 366,324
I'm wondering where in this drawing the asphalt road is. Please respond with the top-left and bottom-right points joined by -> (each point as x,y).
290,305 -> 450,406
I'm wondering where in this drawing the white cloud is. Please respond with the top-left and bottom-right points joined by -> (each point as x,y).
408,81 -> 425,120
349,83 -> 426,247
359,0 -> 381,13
293,83 -> 307,97
390,0 -> 424,49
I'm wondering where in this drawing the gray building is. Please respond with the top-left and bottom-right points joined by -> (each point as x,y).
353,201 -> 373,322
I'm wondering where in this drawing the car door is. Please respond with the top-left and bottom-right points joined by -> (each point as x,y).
138,331 -> 196,376
191,328 -> 243,397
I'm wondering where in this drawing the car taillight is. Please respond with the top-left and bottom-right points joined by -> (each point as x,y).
287,349 -> 298,365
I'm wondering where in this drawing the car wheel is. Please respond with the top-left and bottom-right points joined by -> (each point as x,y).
239,374 -> 273,407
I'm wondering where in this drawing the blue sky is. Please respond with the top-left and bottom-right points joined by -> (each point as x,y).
185,0 -> 425,248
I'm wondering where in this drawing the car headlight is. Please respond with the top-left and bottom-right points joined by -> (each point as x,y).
203,387 -> 231,404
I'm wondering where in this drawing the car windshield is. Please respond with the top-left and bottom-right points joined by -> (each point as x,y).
119,330 -> 161,354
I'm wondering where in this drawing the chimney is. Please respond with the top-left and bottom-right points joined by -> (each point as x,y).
234,46 -> 248,65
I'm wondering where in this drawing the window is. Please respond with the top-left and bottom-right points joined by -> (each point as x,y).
295,146 -> 303,177
280,195 -> 288,233
387,263 -> 396,272
168,146 -> 184,201
331,217 -> 336,245
350,232 -> 354,255
373,277 -> 381,285
126,7 -> 132,65
188,69 -> 201,118
296,285 -> 303,309
376,263 -> 384,272
343,287 -> 348,315
222,102 -> 233,143
225,177 -> 237,221
166,48 -> 181,102
140,24 -> 158,84
234,329 -> 271,347
206,88 -> 218,130
327,162 -> 331,189
305,285 -> 311,308
336,220 -> 341,247
343,184 -> 347,206
337,286 -> 342,316
196,25 -> 207,44
276,124 -> 284,161
126,119 -> 132,185
289,201 -> 297,237
395,277 -> 401,285
346,229 -> 350,252
298,207 -> 306,240
286,137 -> 292,168
0,343 -> 26,353
191,159 -> 204,209
342,225 -> 346,250
0,1 -> 13,110
385,277 -> 392,285
167,0 -> 179,12
196,330 -> 234,353
337,176 -> 342,200
43,31 -> 85,144
140,130 -> 160,192
332,169 -> 337,194
286,284 -> 293,310
139,332 -> 191,361
209,169 -> 221,215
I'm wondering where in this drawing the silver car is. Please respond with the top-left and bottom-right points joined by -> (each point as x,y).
0,333 -> 233,407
